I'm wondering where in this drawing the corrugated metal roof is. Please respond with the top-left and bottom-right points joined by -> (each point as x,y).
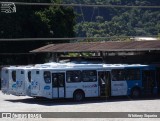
30,40 -> 160,53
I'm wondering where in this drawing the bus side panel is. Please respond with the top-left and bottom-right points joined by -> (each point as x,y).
1,69 -> 9,94
82,82 -> 99,97
65,83 -> 81,98
9,70 -> 17,95
65,82 -> 99,98
65,83 -> 99,98
126,80 -> 142,95
111,81 -> 128,96
16,70 -> 26,96
31,70 -> 42,97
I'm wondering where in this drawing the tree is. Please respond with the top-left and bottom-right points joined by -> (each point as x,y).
0,0 -> 76,65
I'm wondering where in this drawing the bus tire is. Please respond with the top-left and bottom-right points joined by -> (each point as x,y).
131,87 -> 141,98
73,90 -> 85,101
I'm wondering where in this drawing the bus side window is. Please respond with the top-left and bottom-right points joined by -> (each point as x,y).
28,71 -> 31,82
5,70 -> 8,74
44,71 -> 51,83
82,70 -> 97,82
12,71 -> 16,82
21,71 -> 24,74
126,69 -> 140,80
36,71 -> 39,74
66,70 -> 81,83
111,69 -> 125,81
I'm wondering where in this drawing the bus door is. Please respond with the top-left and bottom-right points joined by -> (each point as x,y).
52,72 -> 65,98
142,70 -> 156,95
98,71 -> 111,97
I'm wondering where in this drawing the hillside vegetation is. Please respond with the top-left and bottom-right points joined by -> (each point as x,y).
0,0 -> 159,64
69,0 -> 160,39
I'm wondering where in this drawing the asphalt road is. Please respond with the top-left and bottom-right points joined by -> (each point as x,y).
0,91 -> 160,121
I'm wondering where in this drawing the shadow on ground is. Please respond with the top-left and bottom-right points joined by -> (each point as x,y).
5,95 -> 160,106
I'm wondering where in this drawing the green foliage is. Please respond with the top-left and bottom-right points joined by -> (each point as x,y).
72,0 -> 160,41
67,52 -> 93,57
0,0 -> 76,64
0,0 -> 160,64
36,6 -> 75,39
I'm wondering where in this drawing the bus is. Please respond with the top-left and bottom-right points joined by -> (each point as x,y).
1,66 -> 17,95
2,63 -> 159,101
1,62 -> 60,96
30,63 -> 159,101
15,66 -> 33,96
31,63 -> 104,99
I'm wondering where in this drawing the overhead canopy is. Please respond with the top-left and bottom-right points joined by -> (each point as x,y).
30,40 -> 160,53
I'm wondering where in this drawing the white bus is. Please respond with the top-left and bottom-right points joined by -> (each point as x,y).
1,62 -> 60,96
16,66 -> 33,96
31,63 -> 107,100
2,63 -> 158,100
30,63 -> 159,101
1,66 -> 17,95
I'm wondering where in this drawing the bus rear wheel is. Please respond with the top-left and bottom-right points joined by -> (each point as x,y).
73,90 -> 84,101
131,88 -> 141,98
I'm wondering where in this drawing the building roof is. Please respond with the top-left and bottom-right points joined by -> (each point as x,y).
30,40 -> 160,53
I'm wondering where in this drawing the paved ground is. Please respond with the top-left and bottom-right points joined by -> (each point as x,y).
0,91 -> 160,121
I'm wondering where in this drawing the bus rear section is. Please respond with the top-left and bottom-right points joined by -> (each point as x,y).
31,69 -> 43,97
1,67 -> 17,95
16,67 -> 32,96
36,69 -> 52,99
30,63 -> 61,98
1,67 -> 10,94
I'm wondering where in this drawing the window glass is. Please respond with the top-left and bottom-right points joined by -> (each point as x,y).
44,71 -> 51,83
112,69 -> 125,81
36,71 -> 39,74
5,70 -> 8,74
126,69 -> 140,80
28,71 -> 31,82
58,73 -> 65,87
66,70 -> 81,83
82,70 -> 97,82
52,73 -> 65,87
12,71 -> 16,82
52,74 -> 58,87
21,71 -> 24,74
98,71 -> 106,85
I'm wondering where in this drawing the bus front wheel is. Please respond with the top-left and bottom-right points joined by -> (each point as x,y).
131,88 -> 141,98
73,90 -> 85,101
